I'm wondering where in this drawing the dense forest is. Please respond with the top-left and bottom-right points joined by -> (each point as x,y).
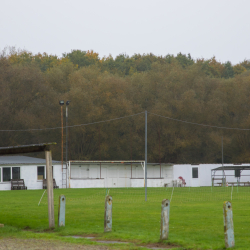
1,47 -> 250,163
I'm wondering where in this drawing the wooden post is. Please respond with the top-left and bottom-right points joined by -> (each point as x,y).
104,195 -> 112,232
45,150 -> 55,228
223,201 -> 235,248
160,199 -> 170,240
58,195 -> 66,227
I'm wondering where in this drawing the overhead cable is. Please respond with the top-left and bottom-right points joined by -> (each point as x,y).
148,112 -> 250,131
1,111 -> 250,132
0,112 -> 144,132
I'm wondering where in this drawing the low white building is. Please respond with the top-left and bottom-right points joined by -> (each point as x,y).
68,161 -> 173,188
68,161 -> 250,188
0,155 -> 64,190
172,164 -> 250,187
1,156 -> 250,190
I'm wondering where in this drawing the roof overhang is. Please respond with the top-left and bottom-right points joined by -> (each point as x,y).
212,165 -> 250,171
68,160 -> 173,166
0,143 -> 57,155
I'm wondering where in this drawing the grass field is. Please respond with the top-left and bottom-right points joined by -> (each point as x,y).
0,186 -> 250,249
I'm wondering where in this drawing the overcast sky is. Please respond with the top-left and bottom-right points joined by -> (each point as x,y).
1,0 -> 249,64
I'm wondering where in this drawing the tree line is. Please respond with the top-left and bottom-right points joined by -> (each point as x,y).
1,47 -> 250,164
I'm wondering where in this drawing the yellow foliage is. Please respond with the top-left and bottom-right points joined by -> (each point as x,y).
233,64 -> 246,75
86,50 -> 99,60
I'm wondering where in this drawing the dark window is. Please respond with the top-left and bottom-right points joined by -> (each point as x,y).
0,168 -> 1,182
192,167 -> 198,178
37,166 -> 45,180
235,169 -> 241,178
3,167 -> 11,182
12,167 -> 20,179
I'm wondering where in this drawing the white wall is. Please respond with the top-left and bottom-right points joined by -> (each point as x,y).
22,164 -> 62,189
173,164 -> 217,187
0,182 -> 11,190
173,165 -> 193,187
70,179 -> 105,188
173,164 -> 250,187
4,161 -> 250,190
69,163 -> 173,188
22,164 -> 42,189
0,164 -> 63,190
53,164 -> 63,188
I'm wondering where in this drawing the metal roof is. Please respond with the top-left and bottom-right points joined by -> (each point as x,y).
0,155 -> 60,165
0,143 -> 56,155
69,161 -> 173,166
212,165 -> 250,171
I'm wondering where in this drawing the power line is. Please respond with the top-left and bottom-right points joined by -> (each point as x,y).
67,112 -> 144,128
0,112 -> 144,132
1,110 -> 250,132
149,112 -> 250,131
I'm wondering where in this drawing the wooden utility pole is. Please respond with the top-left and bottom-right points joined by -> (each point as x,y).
45,150 -> 55,228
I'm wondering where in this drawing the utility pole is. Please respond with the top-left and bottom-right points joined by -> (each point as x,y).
145,110 -> 147,201
66,101 -> 70,164
222,136 -> 225,186
59,101 -> 64,171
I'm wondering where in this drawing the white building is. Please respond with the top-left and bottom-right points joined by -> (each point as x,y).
173,164 -> 250,187
0,155 -> 64,190
68,162 -> 250,188
68,161 -> 173,188
1,156 -> 250,190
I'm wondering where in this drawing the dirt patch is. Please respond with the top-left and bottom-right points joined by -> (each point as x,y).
0,239 -> 110,250
140,242 -> 179,249
64,235 -> 179,249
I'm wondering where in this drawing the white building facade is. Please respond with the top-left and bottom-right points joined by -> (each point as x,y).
0,155 -> 63,190
1,156 -> 250,190
173,164 -> 250,187
68,161 -> 173,188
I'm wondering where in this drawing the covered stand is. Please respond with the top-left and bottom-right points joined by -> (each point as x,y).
211,165 -> 250,186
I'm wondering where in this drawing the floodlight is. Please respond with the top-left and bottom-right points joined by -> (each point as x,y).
59,100 -> 64,106
66,101 -> 70,105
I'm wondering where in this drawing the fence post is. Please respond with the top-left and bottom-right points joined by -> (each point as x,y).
160,199 -> 170,240
104,195 -> 112,232
223,201 -> 235,248
58,195 -> 66,227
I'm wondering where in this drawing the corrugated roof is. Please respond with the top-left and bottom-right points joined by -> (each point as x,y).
0,155 -> 60,165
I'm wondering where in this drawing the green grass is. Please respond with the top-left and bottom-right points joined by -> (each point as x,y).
0,186 -> 250,249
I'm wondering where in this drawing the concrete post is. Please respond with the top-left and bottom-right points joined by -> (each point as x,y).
104,195 -> 112,232
223,201 -> 235,248
160,199 -> 170,240
58,195 -> 66,227
45,150 -> 55,228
